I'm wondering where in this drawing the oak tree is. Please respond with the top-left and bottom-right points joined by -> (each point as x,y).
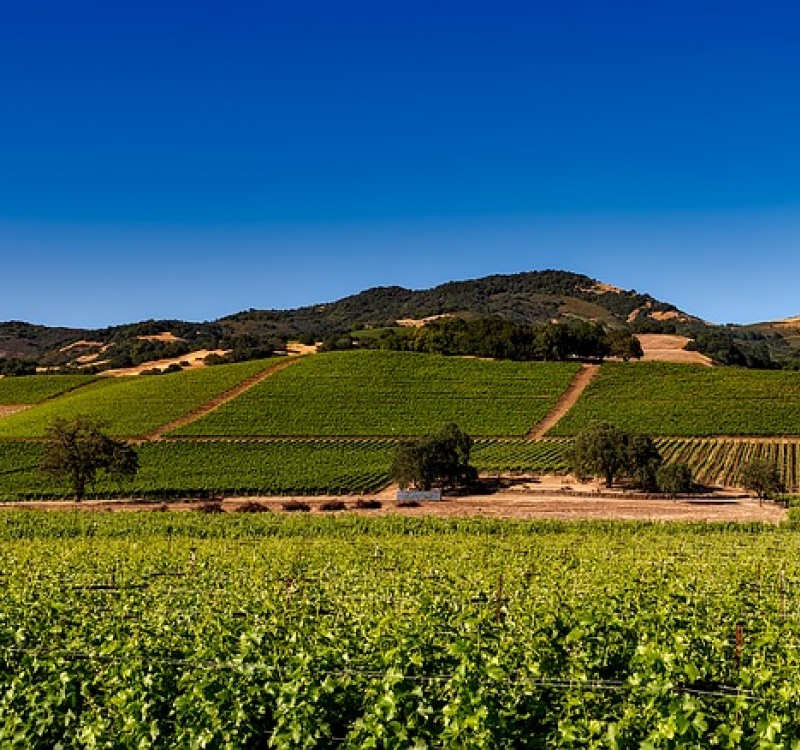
42,416 -> 138,501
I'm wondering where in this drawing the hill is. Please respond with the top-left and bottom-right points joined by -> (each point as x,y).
1,269 -> 798,371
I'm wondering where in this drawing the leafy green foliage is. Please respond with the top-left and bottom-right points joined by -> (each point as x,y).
0,517 -> 797,745
553,362 -> 800,436
391,423 -> 477,490
738,458 -> 785,500
174,351 -> 581,437
371,317 -> 641,362
570,424 -> 665,489
569,422 -> 634,487
42,416 -> 138,500
656,462 -> 694,495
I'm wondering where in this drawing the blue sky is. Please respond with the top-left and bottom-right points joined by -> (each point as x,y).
2,0 -> 800,327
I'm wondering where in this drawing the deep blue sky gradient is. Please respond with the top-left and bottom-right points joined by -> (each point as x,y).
2,1 -> 800,326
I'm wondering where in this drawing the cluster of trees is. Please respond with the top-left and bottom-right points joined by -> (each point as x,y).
368,318 -> 643,362
569,422 -> 693,493
205,333 -> 283,365
99,338 -> 196,370
571,422 -> 787,501
0,357 -> 37,376
686,329 -> 777,370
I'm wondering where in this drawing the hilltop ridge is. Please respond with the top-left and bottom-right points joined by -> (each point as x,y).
0,270 -> 795,370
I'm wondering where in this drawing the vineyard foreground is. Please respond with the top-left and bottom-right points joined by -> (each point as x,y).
2,512 -> 800,746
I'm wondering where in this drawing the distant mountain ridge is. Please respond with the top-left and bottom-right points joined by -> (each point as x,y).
0,270 -> 794,370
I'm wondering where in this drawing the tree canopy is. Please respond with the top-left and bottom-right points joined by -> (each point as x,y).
42,416 -> 139,501
390,423 -> 477,492
569,422 -> 690,493
738,458 -> 784,502
371,317 -> 643,363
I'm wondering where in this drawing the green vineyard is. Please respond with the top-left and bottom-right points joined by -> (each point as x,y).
1,514 -> 800,745
3,435 -> 800,500
0,440 -> 394,499
1,352 -> 800,499
0,359 -> 275,438
551,362 -> 800,437
0,373 -> 97,404
657,438 -> 800,493
172,351 -> 581,437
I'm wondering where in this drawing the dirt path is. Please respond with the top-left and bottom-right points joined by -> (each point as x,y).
3,492 -> 784,524
0,405 -> 31,419
145,358 -> 302,440
527,364 -> 598,439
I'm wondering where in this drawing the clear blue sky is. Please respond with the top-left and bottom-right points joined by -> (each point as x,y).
2,0 -> 800,327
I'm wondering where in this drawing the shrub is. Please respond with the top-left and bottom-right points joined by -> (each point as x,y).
656,462 -> 694,496
396,499 -> 421,508
195,501 -> 224,513
236,501 -> 270,513
282,500 -> 311,512
355,498 -> 382,510
320,500 -> 347,511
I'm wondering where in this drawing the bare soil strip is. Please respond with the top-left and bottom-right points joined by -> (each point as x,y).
0,405 -> 31,419
527,364 -> 599,439
635,333 -> 713,366
3,492 -> 784,524
145,358 -> 302,440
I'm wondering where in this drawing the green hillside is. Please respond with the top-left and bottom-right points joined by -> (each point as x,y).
5,352 -> 800,499
0,374 -> 97,403
551,362 -> 800,436
0,359 -> 274,438
172,350 -> 581,437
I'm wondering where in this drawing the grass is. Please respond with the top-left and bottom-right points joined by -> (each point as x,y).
552,362 -> 800,436
0,360 -> 276,438
172,350 -> 581,437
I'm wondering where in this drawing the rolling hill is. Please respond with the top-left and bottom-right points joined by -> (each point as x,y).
0,270 -> 714,371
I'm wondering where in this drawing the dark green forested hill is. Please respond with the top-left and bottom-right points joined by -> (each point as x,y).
0,270 -> 797,370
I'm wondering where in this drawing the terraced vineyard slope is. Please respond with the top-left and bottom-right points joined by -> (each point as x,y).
657,437 -> 800,492
0,359 -> 277,439
0,374 -> 96,404
173,350 -> 582,437
552,362 -> 800,436
4,354 -> 800,498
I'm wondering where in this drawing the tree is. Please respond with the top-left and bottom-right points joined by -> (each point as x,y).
570,423 -> 665,490
42,417 -> 138,501
390,423 -> 477,492
626,434 -> 662,491
656,462 -> 693,497
738,458 -> 784,504
607,331 -> 644,362
569,422 -> 631,488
